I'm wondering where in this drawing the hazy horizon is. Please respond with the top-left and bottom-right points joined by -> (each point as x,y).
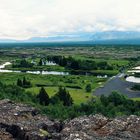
0,0 -> 140,40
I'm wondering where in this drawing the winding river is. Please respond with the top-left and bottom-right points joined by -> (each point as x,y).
0,62 -> 69,75
1,62 -> 140,83
0,62 -> 109,77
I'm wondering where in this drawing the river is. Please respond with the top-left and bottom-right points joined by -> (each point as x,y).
0,62 -> 69,75
0,62 -> 110,77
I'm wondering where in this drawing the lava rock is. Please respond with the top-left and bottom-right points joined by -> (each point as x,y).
0,99 -> 140,140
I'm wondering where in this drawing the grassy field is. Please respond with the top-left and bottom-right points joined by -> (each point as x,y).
5,64 -> 66,72
0,72 -> 104,104
73,56 -> 129,66
0,72 -> 107,87
133,98 -> 140,101
0,45 -> 139,105
26,87 -> 94,105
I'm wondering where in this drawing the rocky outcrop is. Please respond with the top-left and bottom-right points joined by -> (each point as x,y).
62,114 -> 140,140
0,99 -> 62,140
0,99 -> 140,140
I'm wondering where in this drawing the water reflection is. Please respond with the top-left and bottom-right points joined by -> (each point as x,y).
126,76 -> 140,83
0,62 -> 69,75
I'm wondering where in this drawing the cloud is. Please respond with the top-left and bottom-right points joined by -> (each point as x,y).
0,0 -> 140,39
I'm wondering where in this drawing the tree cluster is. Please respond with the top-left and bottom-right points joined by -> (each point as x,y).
0,81 -> 140,120
41,91 -> 140,120
38,58 -> 46,66
13,59 -> 34,68
36,87 -> 73,106
46,56 -> 114,70
17,77 -> 32,88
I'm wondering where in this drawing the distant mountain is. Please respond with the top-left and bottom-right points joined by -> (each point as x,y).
26,33 -> 92,42
26,31 -> 140,43
0,31 -> 140,44
91,31 -> 140,41
91,31 -> 140,45
0,39 -> 17,43
92,38 -> 140,45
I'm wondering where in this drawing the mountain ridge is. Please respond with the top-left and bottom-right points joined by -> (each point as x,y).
0,31 -> 140,44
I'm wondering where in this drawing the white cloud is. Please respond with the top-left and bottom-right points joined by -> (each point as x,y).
0,0 -> 140,39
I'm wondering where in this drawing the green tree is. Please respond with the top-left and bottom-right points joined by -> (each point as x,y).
22,77 -> 32,88
17,78 -> 23,87
53,87 -> 73,106
108,91 -> 125,106
85,84 -> 92,92
100,95 -> 108,106
39,58 -> 43,66
23,77 -> 27,86
97,61 -> 108,70
18,59 -> 34,68
37,87 -> 50,105
70,59 -> 79,70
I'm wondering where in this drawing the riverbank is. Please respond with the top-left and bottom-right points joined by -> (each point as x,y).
0,62 -> 69,76
1,62 -> 118,77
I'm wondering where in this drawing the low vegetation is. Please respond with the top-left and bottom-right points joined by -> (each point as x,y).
131,84 -> 140,91
0,45 -> 140,120
17,77 -> 32,88
0,81 -> 140,120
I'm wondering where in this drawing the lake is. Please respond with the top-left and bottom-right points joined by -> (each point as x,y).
126,76 -> 140,84
126,66 -> 140,83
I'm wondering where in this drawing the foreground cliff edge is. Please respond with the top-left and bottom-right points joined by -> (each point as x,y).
0,99 -> 140,140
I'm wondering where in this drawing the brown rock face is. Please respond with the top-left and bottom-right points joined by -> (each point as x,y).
0,99 -> 140,140
61,114 -> 140,140
0,99 -> 62,140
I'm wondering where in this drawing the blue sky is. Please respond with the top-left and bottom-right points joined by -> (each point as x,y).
0,0 -> 140,39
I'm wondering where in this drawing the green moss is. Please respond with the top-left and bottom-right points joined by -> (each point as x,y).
39,129 -> 50,137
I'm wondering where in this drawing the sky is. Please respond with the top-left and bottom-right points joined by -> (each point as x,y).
0,0 -> 140,40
